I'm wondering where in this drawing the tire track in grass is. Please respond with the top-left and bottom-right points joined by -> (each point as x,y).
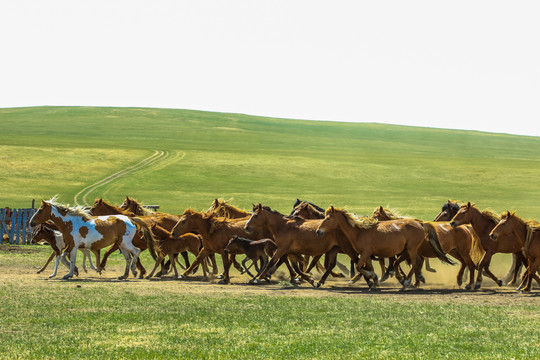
73,150 -> 168,206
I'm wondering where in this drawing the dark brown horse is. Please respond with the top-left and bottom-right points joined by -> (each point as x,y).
490,211 -> 540,292
449,202 -> 523,289
224,235 -> 277,278
316,207 -> 454,290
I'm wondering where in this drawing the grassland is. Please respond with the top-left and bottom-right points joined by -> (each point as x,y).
2,106 -> 540,219
1,106 -> 540,359
1,245 -> 538,360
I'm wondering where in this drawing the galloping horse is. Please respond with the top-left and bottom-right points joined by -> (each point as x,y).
224,235 -> 277,278
449,202 -> 523,289
145,224 -> 208,279
245,204 -> 358,288
171,208 -> 297,284
32,223 -> 97,278
316,207 -> 454,290
489,212 -> 540,292
89,198 -> 194,276
374,206 -> 483,289
30,199 -> 158,280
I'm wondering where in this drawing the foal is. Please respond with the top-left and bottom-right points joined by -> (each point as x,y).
224,235 -> 277,278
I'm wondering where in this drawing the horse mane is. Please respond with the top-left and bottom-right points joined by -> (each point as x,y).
209,199 -> 249,217
125,197 -> 155,215
47,197 -> 92,220
442,200 -> 462,212
232,236 -> 254,244
294,199 -> 325,213
375,206 -> 411,220
460,203 -> 500,225
94,199 -> 135,216
261,205 -> 288,218
327,207 -> 378,230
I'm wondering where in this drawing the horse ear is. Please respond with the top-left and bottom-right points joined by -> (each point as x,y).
378,206 -> 384,212
258,203 -> 263,210
330,206 -> 335,213
41,199 -> 46,206
507,211 -> 514,218
467,201 -> 471,208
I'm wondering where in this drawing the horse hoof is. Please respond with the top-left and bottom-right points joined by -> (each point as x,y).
309,279 -> 315,286
464,284 -> 472,290
368,286 -> 379,292
178,275 -> 186,280
367,280 -> 374,289
48,275 -> 55,279
314,282 -> 322,288
117,276 -> 126,280
497,280 -> 503,287
474,283 -> 481,290
402,279 -> 411,287
62,275 -> 72,280
252,279 -> 261,285
418,275 -> 426,284
217,279 -> 229,285
293,278 -> 302,284
457,280 -> 463,287
217,274 -> 224,280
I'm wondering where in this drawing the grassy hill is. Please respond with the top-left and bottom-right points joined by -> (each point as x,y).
2,106 -> 540,220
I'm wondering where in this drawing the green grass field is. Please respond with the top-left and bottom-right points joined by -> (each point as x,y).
1,106 -> 540,359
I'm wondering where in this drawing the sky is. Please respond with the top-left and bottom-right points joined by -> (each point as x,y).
1,1 -> 539,136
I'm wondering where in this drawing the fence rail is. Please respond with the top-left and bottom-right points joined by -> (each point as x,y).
1,208 -> 36,245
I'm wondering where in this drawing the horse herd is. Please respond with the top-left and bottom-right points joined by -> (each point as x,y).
28,197 -> 540,293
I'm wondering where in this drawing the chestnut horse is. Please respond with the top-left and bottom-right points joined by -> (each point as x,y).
32,223 -> 97,278
30,199 -> 158,280
435,200 -> 525,286
145,224 -> 209,279
490,211 -> 540,292
245,204 -> 360,288
449,202 -> 523,289
171,208 -> 297,284
374,206 -> 483,289
224,235 -> 277,278
316,207 -> 454,290
89,198 -> 196,276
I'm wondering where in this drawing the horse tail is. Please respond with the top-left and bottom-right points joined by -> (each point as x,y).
131,217 -> 162,260
422,222 -> 455,265
467,226 -> 485,268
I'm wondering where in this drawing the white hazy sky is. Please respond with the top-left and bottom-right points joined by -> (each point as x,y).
1,1 -> 539,136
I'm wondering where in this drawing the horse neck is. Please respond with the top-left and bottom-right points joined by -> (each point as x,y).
469,209 -> 497,240
262,211 -> 287,236
49,207 -> 79,236
334,214 -> 360,243
509,218 -> 527,246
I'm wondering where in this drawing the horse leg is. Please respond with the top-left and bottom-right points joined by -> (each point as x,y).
146,254 -> 165,279
62,247 -> 78,280
81,250 -> 88,273
522,258 -> 540,292
481,254 -> 503,287
37,251 -> 56,274
242,257 -> 255,278
504,253 -> 520,285
305,255 -> 322,274
170,252 -> 180,278
180,250 -> 190,269
49,252 -> 62,278
86,249 -> 99,272
424,258 -> 436,273
99,243 -> 119,273
315,247 -> 341,288
136,257 -> 146,279
254,248 -> 287,284
350,253 -> 378,289
179,248 -> 211,279
209,253 -> 219,274
117,247 -> 132,280
218,252 -> 232,285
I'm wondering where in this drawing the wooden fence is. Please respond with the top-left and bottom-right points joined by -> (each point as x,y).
1,208 -> 36,245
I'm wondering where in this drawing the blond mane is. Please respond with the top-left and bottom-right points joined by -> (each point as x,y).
374,206 -> 411,220
327,207 -> 378,230
47,197 -> 91,220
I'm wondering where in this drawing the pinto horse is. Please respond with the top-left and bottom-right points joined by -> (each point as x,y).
374,206 -> 483,289
316,207 -> 454,290
489,212 -> 540,292
32,223 -> 97,278
30,199 -> 158,280
449,202 -> 524,289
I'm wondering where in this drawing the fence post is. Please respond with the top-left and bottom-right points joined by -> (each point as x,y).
0,208 -> 6,242
9,209 -> 17,244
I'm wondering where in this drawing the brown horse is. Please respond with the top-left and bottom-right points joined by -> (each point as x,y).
316,207 -> 454,289
171,208 -> 297,284
449,202 -> 523,289
245,204 -> 360,288
145,224 -> 209,279
224,235 -> 277,278
435,200 -> 524,285
374,206 -> 483,289
490,212 -> 540,292
89,198 -> 195,276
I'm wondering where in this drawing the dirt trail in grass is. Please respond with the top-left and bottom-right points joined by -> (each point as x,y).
73,149 -> 169,206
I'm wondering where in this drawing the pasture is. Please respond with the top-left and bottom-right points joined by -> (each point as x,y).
1,245 -> 538,359
1,106 -> 540,359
